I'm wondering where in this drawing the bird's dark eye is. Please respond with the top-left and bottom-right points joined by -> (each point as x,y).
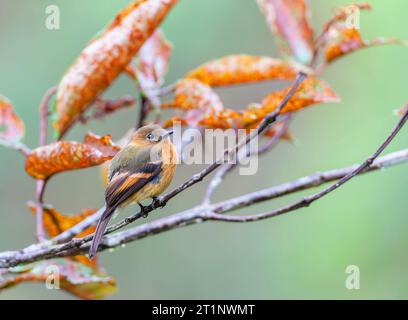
146,133 -> 154,141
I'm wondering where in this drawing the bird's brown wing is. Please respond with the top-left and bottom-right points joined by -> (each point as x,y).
88,161 -> 162,259
105,161 -> 162,211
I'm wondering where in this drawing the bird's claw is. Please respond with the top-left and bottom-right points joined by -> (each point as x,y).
152,196 -> 164,209
138,202 -> 149,218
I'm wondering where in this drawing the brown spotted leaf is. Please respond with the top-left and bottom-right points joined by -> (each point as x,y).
28,203 -> 97,268
162,79 -> 224,111
256,0 -> 314,64
320,4 -> 403,63
186,55 -> 310,86
25,132 -> 120,179
54,0 -> 178,135
259,77 -> 340,114
137,30 -> 172,106
162,79 -> 225,127
0,95 -> 25,146
0,261 -> 117,300
196,77 -> 339,129
319,3 -> 372,42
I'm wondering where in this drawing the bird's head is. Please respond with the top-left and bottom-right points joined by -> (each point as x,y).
129,124 -> 174,147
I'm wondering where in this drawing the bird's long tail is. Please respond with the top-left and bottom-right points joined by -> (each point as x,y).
88,206 -> 115,259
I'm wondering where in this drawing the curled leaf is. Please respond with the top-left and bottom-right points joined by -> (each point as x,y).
137,30 -> 173,106
25,132 -> 120,179
0,261 -> 117,300
186,55 -> 310,86
54,0 -> 178,135
320,4 -> 403,63
256,0 -> 314,64
0,95 -> 25,146
28,203 -> 97,268
319,3 -> 372,40
325,28 -> 401,63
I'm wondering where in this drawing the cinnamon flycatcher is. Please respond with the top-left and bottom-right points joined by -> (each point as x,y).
89,124 -> 178,258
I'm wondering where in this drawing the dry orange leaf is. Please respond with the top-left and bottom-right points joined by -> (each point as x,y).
137,30 -> 172,106
0,95 -> 25,145
25,132 -> 120,180
28,204 -> 96,238
261,77 -> 340,113
321,4 -> 402,63
320,3 -> 372,39
256,0 -> 314,64
28,203 -> 97,268
259,77 -> 340,114
1,261 -> 117,300
325,28 -> 401,63
163,78 -> 224,111
54,0 -> 178,135
197,77 -> 340,129
186,55 -> 310,86
162,79 -> 225,128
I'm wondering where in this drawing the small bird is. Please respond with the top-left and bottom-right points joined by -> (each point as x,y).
89,124 -> 178,258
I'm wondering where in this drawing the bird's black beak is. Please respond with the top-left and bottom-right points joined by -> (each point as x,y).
160,129 -> 174,140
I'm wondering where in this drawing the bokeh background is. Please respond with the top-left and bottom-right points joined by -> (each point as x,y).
1,0 -> 407,299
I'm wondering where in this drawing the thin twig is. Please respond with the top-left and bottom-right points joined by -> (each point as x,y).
79,96 -> 135,124
35,179 -> 47,242
3,141 -> 31,157
35,87 -> 57,242
203,115 -> 292,204
39,86 -> 57,146
208,106 -> 408,222
136,95 -> 150,129
52,207 -> 105,243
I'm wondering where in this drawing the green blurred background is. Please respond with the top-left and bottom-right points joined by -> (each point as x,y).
0,0 -> 407,299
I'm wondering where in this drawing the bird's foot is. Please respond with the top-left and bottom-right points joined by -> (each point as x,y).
152,196 -> 164,209
138,202 -> 149,218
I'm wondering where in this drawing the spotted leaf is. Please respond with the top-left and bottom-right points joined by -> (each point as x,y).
25,132 -> 120,179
